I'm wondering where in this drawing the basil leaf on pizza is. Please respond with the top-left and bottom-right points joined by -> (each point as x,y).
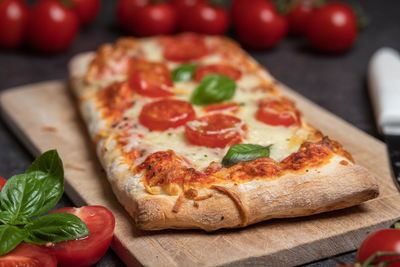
24,213 -> 89,245
172,63 -> 198,82
190,74 -> 236,106
222,144 -> 271,167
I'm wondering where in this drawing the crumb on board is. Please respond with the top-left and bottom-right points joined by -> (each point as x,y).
42,125 -> 58,132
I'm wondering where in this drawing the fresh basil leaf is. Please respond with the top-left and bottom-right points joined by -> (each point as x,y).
25,213 -> 89,245
0,225 -> 26,255
0,174 -> 45,223
0,211 -> 12,224
172,63 -> 198,82
26,150 -> 64,216
222,144 -> 271,167
190,74 -> 236,106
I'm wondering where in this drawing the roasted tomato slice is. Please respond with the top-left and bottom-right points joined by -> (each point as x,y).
185,114 -> 246,148
203,102 -> 240,114
129,59 -> 173,97
0,176 -> 6,191
0,243 -> 57,267
194,64 -> 242,82
161,33 -> 209,62
139,99 -> 196,131
256,98 -> 301,127
49,206 -> 115,267
97,82 -> 135,119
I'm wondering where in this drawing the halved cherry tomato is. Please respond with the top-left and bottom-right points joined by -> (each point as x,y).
0,176 -> 6,191
203,102 -> 240,114
161,33 -> 209,62
116,0 -> 148,31
139,99 -> 196,131
129,59 -> 173,97
49,206 -> 115,267
0,0 -> 29,49
185,114 -> 246,148
179,1 -> 229,35
131,2 -> 177,37
356,229 -> 400,266
0,242 -> 57,267
256,98 -> 301,127
195,64 -> 242,82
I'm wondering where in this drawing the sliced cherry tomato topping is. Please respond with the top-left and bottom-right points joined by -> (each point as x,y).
0,243 -> 57,267
97,82 -> 134,119
129,59 -> 173,97
203,102 -> 240,114
256,98 -> 301,127
49,206 -> 115,267
194,64 -> 242,82
185,114 -> 246,148
161,33 -> 209,62
139,99 -> 196,131
0,176 -> 6,191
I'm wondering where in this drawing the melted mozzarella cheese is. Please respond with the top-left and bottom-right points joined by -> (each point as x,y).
113,39 -> 314,170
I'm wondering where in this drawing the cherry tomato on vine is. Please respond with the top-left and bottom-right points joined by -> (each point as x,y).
233,1 -> 288,49
131,2 -> 177,37
287,0 -> 314,35
70,0 -> 100,25
0,177 -> 6,191
49,206 -> 115,267
0,243 -> 57,267
28,0 -> 79,52
230,0 -> 264,28
306,2 -> 357,52
356,229 -> 400,266
0,0 -> 29,49
171,0 -> 200,13
179,1 -> 229,35
116,0 -> 148,31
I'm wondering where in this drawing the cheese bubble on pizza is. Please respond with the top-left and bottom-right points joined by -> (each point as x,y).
69,33 -> 379,231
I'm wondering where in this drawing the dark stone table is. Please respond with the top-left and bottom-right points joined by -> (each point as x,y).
0,0 -> 399,266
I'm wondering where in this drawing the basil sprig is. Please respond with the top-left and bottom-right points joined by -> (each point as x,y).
190,74 -> 236,106
172,63 -> 198,82
222,144 -> 271,167
0,150 -> 89,255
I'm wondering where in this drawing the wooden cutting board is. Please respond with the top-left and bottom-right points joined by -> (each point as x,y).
1,80 -> 400,267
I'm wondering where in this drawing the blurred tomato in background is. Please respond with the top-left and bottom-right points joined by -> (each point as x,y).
0,0 -> 29,48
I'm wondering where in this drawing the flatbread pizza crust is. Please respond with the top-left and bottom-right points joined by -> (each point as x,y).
69,39 -> 379,231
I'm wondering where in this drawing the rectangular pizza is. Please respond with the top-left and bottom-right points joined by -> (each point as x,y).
69,33 -> 379,231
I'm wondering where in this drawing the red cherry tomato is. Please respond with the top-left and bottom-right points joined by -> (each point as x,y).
139,99 -> 196,131
287,1 -> 314,35
230,0 -> 264,28
161,33 -> 209,62
179,1 -> 229,35
129,59 -> 173,97
49,206 -> 115,267
70,0 -> 100,25
131,2 -> 177,37
185,114 -> 246,148
356,229 -> 400,266
171,0 -> 200,13
28,0 -> 79,52
116,0 -> 148,31
195,64 -> 242,82
234,1 -> 288,49
256,98 -> 301,127
0,0 -> 29,49
0,242 -> 57,267
0,177 -> 6,191
203,102 -> 240,114
306,2 -> 357,52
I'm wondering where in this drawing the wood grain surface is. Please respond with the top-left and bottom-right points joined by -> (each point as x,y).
1,80 -> 400,267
